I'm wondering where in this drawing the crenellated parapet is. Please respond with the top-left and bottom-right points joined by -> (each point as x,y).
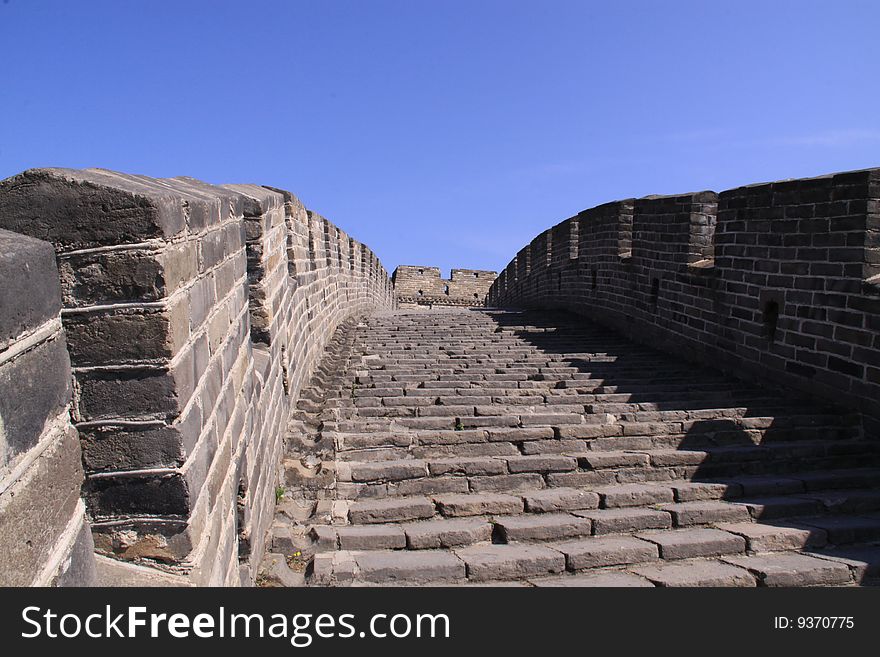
392,265 -> 497,307
488,168 -> 880,434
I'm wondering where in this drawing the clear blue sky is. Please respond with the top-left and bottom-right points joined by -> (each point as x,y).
1,1 -> 878,274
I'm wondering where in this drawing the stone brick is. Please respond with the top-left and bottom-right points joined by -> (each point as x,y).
661,501 -> 751,526
79,422 -> 188,472
578,451 -> 650,469
0,426 -> 85,586
495,513 -> 592,542
506,455 -> 577,473
404,518 -> 492,549
355,550 -> 466,583
75,368 -> 184,422
793,515 -> 880,545
348,497 -> 435,524
554,536 -> 658,569
64,309 -> 177,365
0,230 -> 61,350
349,459 -> 427,482
735,496 -> 823,519
574,508 -> 672,534
715,522 -> 827,552
632,559 -> 756,587
635,528 -> 746,560
395,476 -> 470,496
0,168 -> 190,250
597,483 -> 674,508
434,493 -> 523,517
810,546 -> 880,582
722,553 -> 852,587
428,457 -> 506,476
336,525 -> 407,550
521,488 -> 599,513
0,334 -> 71,463
469,473 -> 544,493
455,544 -> 565,581
672,481 -> 743,502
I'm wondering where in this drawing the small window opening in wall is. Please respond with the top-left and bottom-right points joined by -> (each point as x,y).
591,268 -> 597,290
418,269 -> 424,274
473,272 -> 479,278
763,300 -> 780,343
444,285 -> 450,295
417,289 -> 424,296
473,293 -> 479,299
651,277 -> 660,305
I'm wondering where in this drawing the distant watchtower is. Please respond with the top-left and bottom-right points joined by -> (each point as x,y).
392,265 -> 497,307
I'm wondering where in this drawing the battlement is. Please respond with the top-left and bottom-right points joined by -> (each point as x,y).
489,167 -> 880,433
392,265 -> 497,306
2,164 -> 879,588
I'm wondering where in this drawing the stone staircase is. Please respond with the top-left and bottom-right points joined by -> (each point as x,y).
266,307 -> 880,587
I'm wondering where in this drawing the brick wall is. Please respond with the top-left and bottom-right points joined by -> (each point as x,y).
0,168 -> 394,586
0,229 -> 95,586
392,265 -> 497,306
488,168 -> 880,436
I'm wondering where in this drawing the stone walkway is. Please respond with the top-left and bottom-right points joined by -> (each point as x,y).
264,308 -> 880,586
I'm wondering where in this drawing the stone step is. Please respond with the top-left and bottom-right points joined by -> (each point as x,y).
453,544 -> 566,581
494,513 -> 593,542
282,308 -> 877,587
721,552 -> 853,587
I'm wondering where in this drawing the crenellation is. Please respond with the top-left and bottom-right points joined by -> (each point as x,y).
392,265 -> 498,307
488,167 -> 880,435
2,164 -> 879,588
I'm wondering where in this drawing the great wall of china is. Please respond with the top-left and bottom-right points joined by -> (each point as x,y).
0,166 -> 878,586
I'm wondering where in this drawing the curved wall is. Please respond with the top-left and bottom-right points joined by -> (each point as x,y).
488,169 -> 880,435
0,168 -> 395,585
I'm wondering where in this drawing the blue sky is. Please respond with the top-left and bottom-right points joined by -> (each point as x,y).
1,1 -> 878,274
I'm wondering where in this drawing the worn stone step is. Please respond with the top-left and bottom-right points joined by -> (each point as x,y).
403,517 -> 493,549
661,500 -> 752,526
734,496 -> 825,520
631,558 -> 757,587
795,489 -> 880,514
345,459 -> 428,483
335,525 -> 407,550
573,508 -> 673,534
635,528 -> 746,560
716,522 -> 827,552
495,513 -> 593,542
348,497 -> 435,524
286,308 -> 875,587
793,514 -> 880,545
353,550 -> 467,584
521,487 -> 600,513
721,552 -> 852,587
454,544 -> 566,581
552,535 -> 659,569
809,545 -> 880,583
434,492 -> 524,517
596,483 -> 675,508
